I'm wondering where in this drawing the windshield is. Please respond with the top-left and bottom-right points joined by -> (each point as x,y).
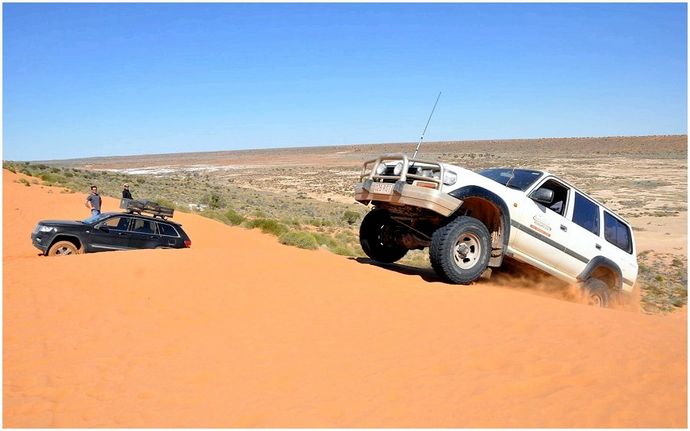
479,168 -> 543,191
82,213 -> 110,224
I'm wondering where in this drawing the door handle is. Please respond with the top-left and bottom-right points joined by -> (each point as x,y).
118,232 -> 128,236
596,243 -> 602,250
560,224 -> 567,232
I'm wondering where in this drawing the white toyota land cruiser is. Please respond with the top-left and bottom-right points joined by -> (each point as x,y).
354,153 -> 638,306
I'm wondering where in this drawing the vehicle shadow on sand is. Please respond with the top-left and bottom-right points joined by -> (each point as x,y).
350,257 -> 446,283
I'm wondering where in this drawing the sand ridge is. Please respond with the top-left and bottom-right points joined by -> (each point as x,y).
3,170 -> 687,427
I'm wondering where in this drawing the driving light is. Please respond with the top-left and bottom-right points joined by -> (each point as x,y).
375,163 -> 387,175
39,225 -> 56,233
393,162 -> 404,176
443,170 -> 458,186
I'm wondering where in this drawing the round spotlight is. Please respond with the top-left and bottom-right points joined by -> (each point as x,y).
375,163 -> 387,175
393,162 -> 404,176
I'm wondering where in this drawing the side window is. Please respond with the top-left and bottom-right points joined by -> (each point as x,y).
129,218 -> 157,234
571,192 -> 600,235
532,179 -> 569,217
158,223 -> 179,237
102,216 -> 131,231
604,212 -> 632,254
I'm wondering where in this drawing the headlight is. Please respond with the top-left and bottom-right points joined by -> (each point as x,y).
393,162 -> 404,176
39,225 -> 56,233
443,170 -> 457,186
375,163 -> 387,175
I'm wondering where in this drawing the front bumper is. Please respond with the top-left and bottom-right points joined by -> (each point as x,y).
355,180 -> 463,217
31,232 -> 50,253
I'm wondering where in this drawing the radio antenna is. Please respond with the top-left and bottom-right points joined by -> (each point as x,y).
412,91 -> 442,159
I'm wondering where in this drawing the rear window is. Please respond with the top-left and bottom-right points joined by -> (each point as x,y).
158,223 -> 180,237
571,192 -> 600,235
604,212 -> 632,254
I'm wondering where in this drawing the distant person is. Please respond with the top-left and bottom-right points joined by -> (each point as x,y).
122,184 -> 132,199
85,185 -> 102,218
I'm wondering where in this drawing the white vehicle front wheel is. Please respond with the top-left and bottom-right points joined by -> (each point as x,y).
430,216 -> 491,284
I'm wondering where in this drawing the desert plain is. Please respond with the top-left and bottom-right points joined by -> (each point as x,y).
3,135 -> 687,427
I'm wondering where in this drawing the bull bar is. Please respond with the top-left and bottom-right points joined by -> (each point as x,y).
354,153 -> 463,217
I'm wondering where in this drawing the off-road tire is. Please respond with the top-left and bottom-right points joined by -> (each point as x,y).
430,216 -> 491,284
47,240 -> 80,256
582,277 -> 610,307
359,209 -> 408,263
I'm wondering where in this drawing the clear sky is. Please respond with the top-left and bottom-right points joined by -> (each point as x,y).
3,2 -> 687,161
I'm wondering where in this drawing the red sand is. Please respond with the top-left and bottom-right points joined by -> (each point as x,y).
3,170 -> 687,427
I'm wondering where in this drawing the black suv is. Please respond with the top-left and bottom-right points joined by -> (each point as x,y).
31,211 -> 192,256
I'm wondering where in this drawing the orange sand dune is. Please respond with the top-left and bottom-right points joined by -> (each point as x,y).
3,170 -> 687,427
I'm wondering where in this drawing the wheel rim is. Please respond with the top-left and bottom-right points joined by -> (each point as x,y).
453,232 -> 482,269
55,246 -> 74,256
588,293 -> 602,307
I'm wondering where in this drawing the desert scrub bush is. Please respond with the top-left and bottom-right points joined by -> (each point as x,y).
246,218 -> 288,236
638,252 -> 687,313
224,208 -> 245,225
3,161 -> 17,173
341,210 -> 360,225
279,231 -> 318,250
330,244 -> 355,256
39,173 -> 61,184
308,218 -> 333,227
18,178 -> 30,186
208,192 -> 226,210
153,198 -> 177,209
280,217 -> 301,227
312,232 -> 338,249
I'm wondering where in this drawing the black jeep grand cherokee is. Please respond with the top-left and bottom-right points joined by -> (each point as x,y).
31,212 -> 192,256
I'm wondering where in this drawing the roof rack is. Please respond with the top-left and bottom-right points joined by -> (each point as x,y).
120,198 -> 174,219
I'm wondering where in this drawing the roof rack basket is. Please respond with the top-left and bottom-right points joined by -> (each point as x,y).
120,198 -> 174,219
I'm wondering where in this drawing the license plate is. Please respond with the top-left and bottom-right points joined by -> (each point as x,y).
371,182 -> 394,194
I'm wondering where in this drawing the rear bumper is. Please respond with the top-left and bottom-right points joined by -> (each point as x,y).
355,180 -> 463,217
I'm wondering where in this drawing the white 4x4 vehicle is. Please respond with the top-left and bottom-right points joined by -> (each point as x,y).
355,154 -> 638,306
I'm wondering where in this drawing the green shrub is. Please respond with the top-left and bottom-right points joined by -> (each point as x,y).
246,218 -> 288,236
312,232 -> 338,249
331,245 -> 354,256
40,173 -> 58,183
18,178 -> 30,186
341,210 -> 360,225
154,198 -> 176,209
208,192 -> 226,209
225,208 -> 245,225
279,231 -> 318,250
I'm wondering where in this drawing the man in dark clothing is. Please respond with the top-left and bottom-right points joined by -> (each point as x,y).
85,185 -> 102,218
122,184 -> 133,199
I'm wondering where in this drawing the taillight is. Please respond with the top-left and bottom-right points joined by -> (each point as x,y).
184,240 -> 191,248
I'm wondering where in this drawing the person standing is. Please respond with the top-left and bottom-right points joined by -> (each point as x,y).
85,185 -> 102,218
122,184 -> 132,199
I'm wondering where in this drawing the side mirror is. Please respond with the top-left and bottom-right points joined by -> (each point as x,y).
531,188 -> 554,205
98,225 -> 110,233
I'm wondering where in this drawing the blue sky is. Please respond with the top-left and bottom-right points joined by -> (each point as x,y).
3,3 -> 687,161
